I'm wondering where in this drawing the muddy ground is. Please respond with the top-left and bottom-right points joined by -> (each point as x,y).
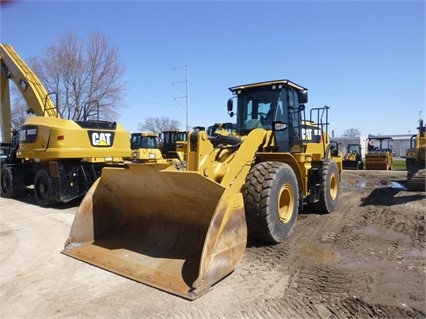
1,169 -> 425,318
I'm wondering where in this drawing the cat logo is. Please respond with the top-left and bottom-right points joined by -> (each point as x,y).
88,131 -> 115,147
301,124 -> 322,143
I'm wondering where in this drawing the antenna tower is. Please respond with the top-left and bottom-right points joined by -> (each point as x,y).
173,64 -> 190,130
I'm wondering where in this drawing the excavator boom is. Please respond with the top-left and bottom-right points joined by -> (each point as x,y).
0,44 -> 57,118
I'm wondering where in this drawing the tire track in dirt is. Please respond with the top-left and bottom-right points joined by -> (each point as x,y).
336,296 -> 425,318
2,170 -> 424,319
220,170 -> 425,318
75,171 -> 425,318
62,170 -> 419,319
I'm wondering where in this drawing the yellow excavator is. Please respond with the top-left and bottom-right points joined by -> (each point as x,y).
62,79 -> 342,300
406,119 -> 425,191
0,43 -> 131,206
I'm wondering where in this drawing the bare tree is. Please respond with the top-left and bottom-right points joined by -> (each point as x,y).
137,117 -> 181,133
341,128 -> 361,137
27,31 -> 126,121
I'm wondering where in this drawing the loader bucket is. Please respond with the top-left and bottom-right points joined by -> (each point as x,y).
62,163 -> 247,300
342,160 -> 362,170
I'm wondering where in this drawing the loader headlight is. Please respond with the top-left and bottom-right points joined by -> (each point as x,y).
274,122 -> 288,131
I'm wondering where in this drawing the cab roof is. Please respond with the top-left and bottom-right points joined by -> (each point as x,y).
229,79 -> 307,92
132,132 -> 159,137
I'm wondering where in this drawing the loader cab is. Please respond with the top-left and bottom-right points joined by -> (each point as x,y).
207,123 -> 237,137
228,80 -> 307,152
160,130 -> 188,160
161,130 -> 188,152
130,132 -> 159,150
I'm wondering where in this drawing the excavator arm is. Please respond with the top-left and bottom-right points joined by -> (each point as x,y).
0,44 -> 58,141
0,63 -> 12,143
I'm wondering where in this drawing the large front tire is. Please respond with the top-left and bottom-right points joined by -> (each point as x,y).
243,161 -> 299,244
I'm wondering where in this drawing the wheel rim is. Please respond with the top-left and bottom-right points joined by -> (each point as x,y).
329,173 -> 338,200
278,184 -> 294,224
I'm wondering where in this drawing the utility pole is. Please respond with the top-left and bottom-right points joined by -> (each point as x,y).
173,64 -> 189,131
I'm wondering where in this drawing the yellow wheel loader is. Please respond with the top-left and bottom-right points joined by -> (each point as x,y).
206,122 -> 237,137
406,119 -> 425,191
129,132 -> 169,164
160,130 -> 188,163
62,79 -> 342,300
365,137 -> 394,170
343,144 -> 363,170
0,44 -> 131,207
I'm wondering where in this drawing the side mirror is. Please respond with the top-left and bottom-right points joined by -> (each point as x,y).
227,99 -> 233,112
227,99 -> 234,117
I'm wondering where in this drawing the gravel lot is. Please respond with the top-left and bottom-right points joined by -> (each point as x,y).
1,169 -> 425,318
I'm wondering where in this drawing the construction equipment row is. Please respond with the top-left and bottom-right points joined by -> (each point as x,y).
3,43 -> 423,302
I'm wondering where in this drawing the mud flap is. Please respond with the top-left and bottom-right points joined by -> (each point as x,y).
62,163 -> 247,300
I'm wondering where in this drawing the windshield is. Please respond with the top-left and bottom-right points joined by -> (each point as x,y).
163,131 -> 187,145
236,87 -> 283,133
207,123 -> 237,136
347,144 -> 360,154
233,85 -> 305,151
130,134 -> 158,150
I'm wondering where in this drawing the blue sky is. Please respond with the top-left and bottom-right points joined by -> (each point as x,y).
1,0 -> 424,137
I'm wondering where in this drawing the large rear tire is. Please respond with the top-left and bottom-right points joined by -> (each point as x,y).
311,160 -> 340,214
1,166 -> 25,198
34,170 -> 59,207
243,161 -> 299,244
